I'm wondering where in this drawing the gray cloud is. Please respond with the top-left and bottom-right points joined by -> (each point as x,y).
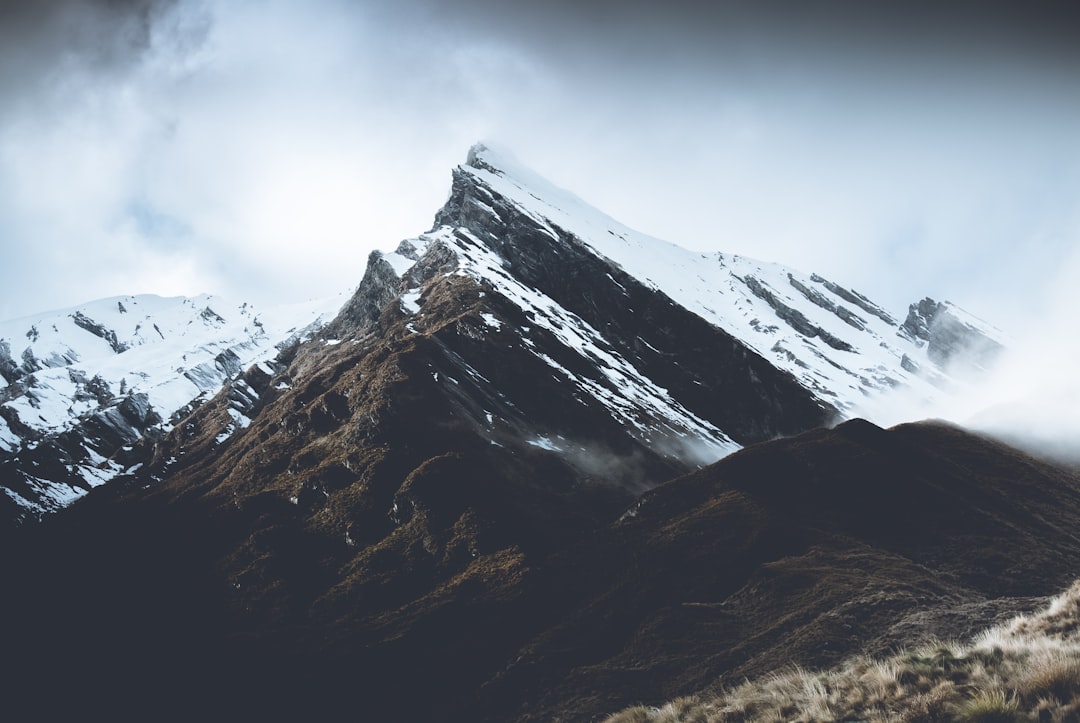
0,1 -> 191,103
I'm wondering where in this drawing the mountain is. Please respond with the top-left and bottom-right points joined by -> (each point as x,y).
344,143 -> 1003,431
0,144 -> 1002,530
0,145 -> 1029,721
0,293 -> 341,525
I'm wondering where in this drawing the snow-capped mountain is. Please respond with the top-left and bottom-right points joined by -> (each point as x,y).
330,143 -> 1002,447
1,144 -> 1003,529
2,145 -> 1038,722
0,293 -> 342,524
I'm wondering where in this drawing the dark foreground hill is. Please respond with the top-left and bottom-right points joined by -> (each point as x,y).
4,419 -> 1080,721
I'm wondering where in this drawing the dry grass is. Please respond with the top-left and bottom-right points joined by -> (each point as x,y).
604,580 -> 1080,722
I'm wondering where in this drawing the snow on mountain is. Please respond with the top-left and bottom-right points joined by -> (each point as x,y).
398,227 -> 741,463
350,143 -> 1003,453
452,144 -> 1001,418
0,293 -> 343,522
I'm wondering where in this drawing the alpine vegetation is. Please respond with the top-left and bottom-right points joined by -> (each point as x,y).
605,579 -> 1080,723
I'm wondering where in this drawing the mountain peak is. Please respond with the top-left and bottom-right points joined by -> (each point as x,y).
405,147 -> 1007,423
0,292 -> 342,524
319,144 -> 1009,496
464,141 -> 523,177
465,141 -> 496,170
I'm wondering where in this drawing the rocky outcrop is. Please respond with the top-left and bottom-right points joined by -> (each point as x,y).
788,274 -> 868,331
0,294 -> 339,527
899,297 -> 940,345
324,251 -> 404,336
70,311 -> 128,354
900,297 -> 1004,373
811,273 -> 897,325
744,275 -> 855,352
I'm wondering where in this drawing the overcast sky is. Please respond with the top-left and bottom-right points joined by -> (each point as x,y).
1,0 -> 1077,328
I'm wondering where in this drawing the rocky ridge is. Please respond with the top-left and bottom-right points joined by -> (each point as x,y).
335,143 -> 1004,438
0,293 -> 341,525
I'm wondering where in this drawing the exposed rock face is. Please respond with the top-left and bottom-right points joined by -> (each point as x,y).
811,272 -> 897,325
70,311 -> 129,354
788,274 -> 868,331
900,297 -> 941,344
0,294 -> 340,526
744,274 -> 855,351
900,297 -> 1005,373
0,393 -> 163,527
325,250 -> 408,334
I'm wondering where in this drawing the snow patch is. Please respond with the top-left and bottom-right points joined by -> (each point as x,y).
381,251 -> 416,277
527,436 -> 561,451
401,290 -> 422,314
227,408 -> 251,430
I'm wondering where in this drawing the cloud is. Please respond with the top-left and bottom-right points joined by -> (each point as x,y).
0,0 -> 543,318
858,203 -> 1080,460
0,0 -> 211,318
953,230 -> 1080,461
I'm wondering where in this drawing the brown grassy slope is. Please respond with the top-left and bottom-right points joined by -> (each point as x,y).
605,578 -> 1080,722
478,419 -> 1080,721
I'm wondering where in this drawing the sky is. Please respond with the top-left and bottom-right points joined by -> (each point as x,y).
1,0 -> 1079,443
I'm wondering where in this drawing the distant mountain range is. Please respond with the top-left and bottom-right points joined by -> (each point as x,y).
0,293 -> 342,524
3,145 -> 1057,723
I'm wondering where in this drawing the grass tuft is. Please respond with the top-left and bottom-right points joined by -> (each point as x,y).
953,690 -> 1023,723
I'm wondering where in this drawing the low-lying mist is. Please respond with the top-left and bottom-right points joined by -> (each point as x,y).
864,245 -> 1080,464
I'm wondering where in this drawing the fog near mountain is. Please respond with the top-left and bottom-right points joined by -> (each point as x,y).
943,249 -> 1080,463
860,243 -> 1080,460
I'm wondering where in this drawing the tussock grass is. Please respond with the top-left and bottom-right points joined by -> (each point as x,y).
605,580 -> 1080,723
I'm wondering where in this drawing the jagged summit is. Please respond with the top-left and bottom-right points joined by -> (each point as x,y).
899,297 -> 1006,374
334,144 -> 1002,438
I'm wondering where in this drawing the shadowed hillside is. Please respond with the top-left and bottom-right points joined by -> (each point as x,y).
4,419 -> 1080,721
606,578 -> 1080,722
